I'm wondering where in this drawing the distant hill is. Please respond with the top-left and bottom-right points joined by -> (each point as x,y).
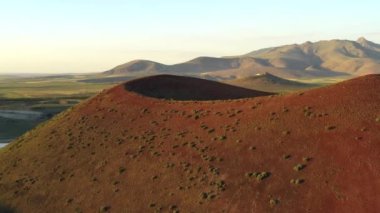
224,73 -> 317,93
103,37 -> 380,79
104,60 -> 166,76
1,75 -> 380,212
103,57 -> 243,76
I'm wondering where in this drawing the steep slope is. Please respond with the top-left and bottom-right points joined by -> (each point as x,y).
103,38 -> 380,79
0,75 -> 380,212
124,75 -> 273,100
224,73 -> 317,93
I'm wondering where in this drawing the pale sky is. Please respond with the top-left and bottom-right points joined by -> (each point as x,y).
0,0 -> 379,73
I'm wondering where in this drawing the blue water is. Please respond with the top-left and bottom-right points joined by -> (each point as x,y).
0,139 -> 11,148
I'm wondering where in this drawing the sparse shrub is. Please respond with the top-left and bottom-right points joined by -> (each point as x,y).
169,205 -> 178,210
219,135 -> 227,141
290,179 -> 304,185
207,194 -> 216,200
245,171 -> 270,181
269,198 -> 280,207
200,191 -> 216,201
209,167 -> 220,175
99,205 -> 111,212
302,157 -> 312,162
245,172 -> 258,178
119,167 -> 126,174
66,198 -> 74,204
200,192 -> 208,200
304,111 -> 312,117
228,114 -> 236,118
256,172 -> 270,181
293,164 -> 306,171
325,125 -> 336,130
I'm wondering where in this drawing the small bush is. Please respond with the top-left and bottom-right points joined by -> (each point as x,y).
293,164 -> 306,171
256,172 -> 271,181
119,167 -> 126,174
290,178 -> 304,185
99,205 -> 111,212
245,171 -> 270,181
269,198 -> 280,207
325,125 -> 336,131
200,192 -> 208,200
302,157 -> 312,162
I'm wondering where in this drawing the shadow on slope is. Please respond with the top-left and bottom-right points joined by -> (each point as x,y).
124,74 -> 274,100
0,203 -> 15,213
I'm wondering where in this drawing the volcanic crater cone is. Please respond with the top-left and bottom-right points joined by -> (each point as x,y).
0,75 -> 379,213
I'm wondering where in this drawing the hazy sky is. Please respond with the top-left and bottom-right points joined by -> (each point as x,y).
0,0 -> 379,73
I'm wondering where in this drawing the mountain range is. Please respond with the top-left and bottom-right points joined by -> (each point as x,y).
103,37 -> 380,79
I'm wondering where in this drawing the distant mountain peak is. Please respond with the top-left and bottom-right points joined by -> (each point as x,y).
254,72 -> 278,79
357,36 -> 369,43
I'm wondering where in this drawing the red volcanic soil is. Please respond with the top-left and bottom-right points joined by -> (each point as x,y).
0,75 -> 380,213
124,74 -> 273,100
